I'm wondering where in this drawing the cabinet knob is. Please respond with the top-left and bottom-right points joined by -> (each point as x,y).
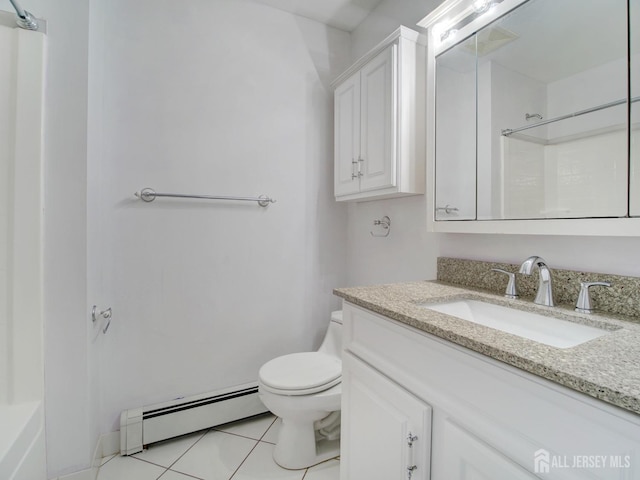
407,432 -> 418,447
407,465 -> 417,479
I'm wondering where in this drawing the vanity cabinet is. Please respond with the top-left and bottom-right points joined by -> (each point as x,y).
341,353 -> 431,480
332,27 -> 425,202
341,302 -> 640,480
436,419 -> 538,480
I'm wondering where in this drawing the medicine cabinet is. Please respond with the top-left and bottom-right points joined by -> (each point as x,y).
419,0 -> 640,235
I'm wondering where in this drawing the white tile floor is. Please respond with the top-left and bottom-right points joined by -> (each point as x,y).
97,414 -> 340,480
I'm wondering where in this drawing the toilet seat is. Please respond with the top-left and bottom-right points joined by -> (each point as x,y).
259,352 -> 341,396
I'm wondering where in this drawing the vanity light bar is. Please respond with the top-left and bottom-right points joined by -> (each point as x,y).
433,0 -> 506,42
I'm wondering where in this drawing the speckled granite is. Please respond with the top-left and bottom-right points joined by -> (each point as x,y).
334,281 -> 640,416
438,257 -> 640,319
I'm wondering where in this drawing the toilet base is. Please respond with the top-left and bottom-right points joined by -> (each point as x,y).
272,417 -> 340,470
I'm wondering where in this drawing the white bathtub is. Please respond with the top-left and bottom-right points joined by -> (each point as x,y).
0,402 -> 46,480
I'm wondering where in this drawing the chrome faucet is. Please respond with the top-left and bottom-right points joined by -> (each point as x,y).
575,281 -> 611,314
490,268 -> 519,299
519,256 -> 554,307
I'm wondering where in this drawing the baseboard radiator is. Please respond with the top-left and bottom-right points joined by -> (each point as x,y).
120,382 -> 268,455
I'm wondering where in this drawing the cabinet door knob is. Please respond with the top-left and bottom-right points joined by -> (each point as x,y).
406,432 -> 418,479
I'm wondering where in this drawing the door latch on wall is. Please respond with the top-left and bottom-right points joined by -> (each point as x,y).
92,305 -> 113,334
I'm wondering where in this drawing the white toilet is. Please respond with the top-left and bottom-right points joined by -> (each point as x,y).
258,311 -> 343,470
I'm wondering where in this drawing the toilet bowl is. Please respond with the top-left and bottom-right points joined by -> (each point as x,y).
258,311 -> 342,470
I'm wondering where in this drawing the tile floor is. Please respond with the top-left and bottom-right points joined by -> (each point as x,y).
97,413 -> 340,480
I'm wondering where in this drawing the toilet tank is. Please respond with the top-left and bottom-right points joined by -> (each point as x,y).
318,311 -> 342,358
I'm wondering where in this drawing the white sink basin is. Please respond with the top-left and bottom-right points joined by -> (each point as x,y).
420,299 -> 610,348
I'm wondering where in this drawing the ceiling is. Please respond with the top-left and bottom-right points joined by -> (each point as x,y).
251,0 -> 385,32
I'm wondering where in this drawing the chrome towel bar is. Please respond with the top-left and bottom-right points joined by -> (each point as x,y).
134,188 -> 276,207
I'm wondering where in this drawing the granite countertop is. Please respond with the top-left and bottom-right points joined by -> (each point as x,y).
334,281 -> 640,416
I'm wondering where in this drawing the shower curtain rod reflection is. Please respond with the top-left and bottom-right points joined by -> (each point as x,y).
502,96 -> 640,137
8,0 -> 38,30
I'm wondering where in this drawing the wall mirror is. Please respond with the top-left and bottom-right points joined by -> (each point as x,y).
631,0 -> 640,216
431,0 -> 637,224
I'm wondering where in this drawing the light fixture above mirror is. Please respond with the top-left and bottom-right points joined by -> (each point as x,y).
431,0 -> 505,44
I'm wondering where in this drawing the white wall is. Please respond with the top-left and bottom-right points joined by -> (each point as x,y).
0,0 -> 349,475
0,20 -> 46,406
547,58 -> 627,139
39,1 -> 95,473
90,0 -> 350,434
0,0 -> 349,476
346,196 -> 437,286
350,0 -> 441,60
346,0 -> 441,286
0,18 -> 14,406
484,61 -> 548,219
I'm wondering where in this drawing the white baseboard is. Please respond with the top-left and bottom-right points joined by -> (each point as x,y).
54,431 -> 119,480
55,467 -> 96,480
98,431 -> 120,458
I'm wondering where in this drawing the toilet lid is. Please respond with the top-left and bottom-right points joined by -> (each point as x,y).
259,352 -> 341,393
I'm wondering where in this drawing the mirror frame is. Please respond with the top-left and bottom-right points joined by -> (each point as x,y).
419,0 -> 640,236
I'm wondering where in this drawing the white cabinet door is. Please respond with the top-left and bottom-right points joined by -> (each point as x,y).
434,418 -> 539,480
332,27 -> 424,201
334,71 -> 361,197
341,353 -> 431,480
359,44 -> 396,193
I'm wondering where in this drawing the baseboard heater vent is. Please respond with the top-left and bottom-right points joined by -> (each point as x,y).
120,382 -> 267,455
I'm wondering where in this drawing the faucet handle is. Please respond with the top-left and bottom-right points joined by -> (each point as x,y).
491,268 -> 519,299
575,281 -> 611,314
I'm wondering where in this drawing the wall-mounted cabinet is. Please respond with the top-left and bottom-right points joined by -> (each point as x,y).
332,27 -> 426,202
